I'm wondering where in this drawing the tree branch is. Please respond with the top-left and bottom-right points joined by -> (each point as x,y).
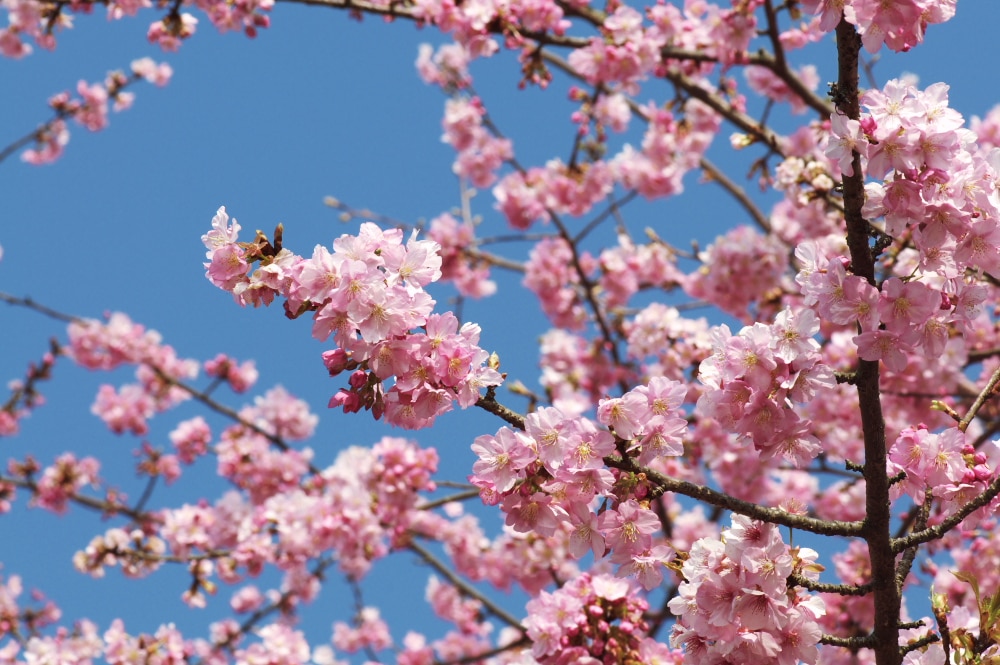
605,455 -> 863,537
835,17 -> 899,665
408,539 -> 524,630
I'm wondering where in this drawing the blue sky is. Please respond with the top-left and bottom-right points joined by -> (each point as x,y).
2,1 -> 1000,658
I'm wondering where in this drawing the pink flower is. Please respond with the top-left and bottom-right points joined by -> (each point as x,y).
525,407 -> 572,471
596,391 -> 648,440
618,545 -> 673,590
877,278 -> 939,333
230,586 -> 264,613
470,428 -> 535,492
147,13 -> 197,51
34,454 -> 100,514
204,354 -> 258,393
202,206 -> 242,257
73,80 -> 109,131
234,624 -> 310,665
169,417 -> 212,464
854,329 -> 912,372
771,308 -> 820,363
599,499 -> 659,559
827,112 -> 868,176
92,384 -> 155,435
332,607 -> 392,653
21,119 -> 69,165
565,501 -> 605,559
501,491 -> 560,536
416,42 -> 472,89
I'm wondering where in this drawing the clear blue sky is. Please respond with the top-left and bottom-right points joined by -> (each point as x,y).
2,1 -> 999,657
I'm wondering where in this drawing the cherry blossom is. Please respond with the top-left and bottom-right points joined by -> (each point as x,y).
7,2 -> 1000,665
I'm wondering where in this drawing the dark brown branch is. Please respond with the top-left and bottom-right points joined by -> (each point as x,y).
572,190 -> 639,245
664,69 -> 785,154
835,17 -> 899,665
892,472 -> 1000,553
0,129 -> 51,166
789,573 -> 872,596
475,388 -> 526,431
605,455 -> 863,537
821,633 -> 876,649
759,0 -> 832,116
899,632 -> 940,656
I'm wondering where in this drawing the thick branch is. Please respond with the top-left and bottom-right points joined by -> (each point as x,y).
789,573 -> 872,596
605,455 -> 863,537
821,634 -> 876,649
835,17 -> 899,665
475,388 -> 526,430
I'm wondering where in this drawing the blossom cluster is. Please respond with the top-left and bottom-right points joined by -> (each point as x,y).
537,329 -> 620,416
204,353 -> 259,393
686,225 -> 789,319
887,425 -> 1000,527
597,234 -> 684,311
469,377 -> 688,587
0,615 -> 322,665
20,59 -> 171,165
523,572 -> 679,664
426,212 -> 496,299
202,207 -> 503,429
803,80 -> 994,376
1,0 -> 271,57
5,1 -> 995,664
669,516 -> 825,665
858,81 -> 1000,272
801,0 -> 956,53
696,308 -> 836,466
67,312 -> 199,436
23,453 -> 101,515
492,99 -> 719,229
79,437 -> 436,591
416,42 -> 473,90
815,79 -> 1000,375
523,237 -> 592,331
624,303 -> 711,383
441,96 -> 513,188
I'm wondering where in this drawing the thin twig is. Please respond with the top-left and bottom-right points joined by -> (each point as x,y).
408,540 -> 523,630
0,292 -> 81,323
958,363 -> 1000,432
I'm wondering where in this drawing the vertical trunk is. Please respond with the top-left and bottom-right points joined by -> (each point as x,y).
834,18 -> 901,665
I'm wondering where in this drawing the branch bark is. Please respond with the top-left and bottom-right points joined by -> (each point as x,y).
834,17 -> 900,665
